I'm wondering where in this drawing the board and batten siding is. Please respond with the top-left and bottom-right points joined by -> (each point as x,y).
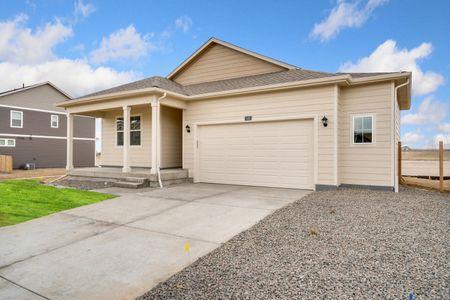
183,85 -> 337,186
100,105 -> 182,168
338,82 -> 393,187
172,44 -> 286,85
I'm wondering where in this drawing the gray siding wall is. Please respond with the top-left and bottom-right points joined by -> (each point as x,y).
0,107 -> 94,138
0,107 -> 95,168
0,138 -> 94,168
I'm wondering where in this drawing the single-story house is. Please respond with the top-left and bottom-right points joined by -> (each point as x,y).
57,38 -> 411,191
0,82 -> 95,169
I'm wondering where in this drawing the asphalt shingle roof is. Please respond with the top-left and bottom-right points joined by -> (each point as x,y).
76,70 -> 396,100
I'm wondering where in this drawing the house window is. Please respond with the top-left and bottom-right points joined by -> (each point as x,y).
0,138 -> 15,147
51,115 -> 59,128
116,116 -> 141,146
10,110 -> 23,128
353,115 -> 373,144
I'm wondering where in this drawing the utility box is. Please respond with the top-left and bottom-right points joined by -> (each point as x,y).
0,155 -> 13,173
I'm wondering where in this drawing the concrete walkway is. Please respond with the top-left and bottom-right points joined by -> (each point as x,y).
0,183 -> 310,300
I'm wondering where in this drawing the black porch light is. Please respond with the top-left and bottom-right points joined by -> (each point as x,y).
185,125 -> 191,133
321,116 -> 328,127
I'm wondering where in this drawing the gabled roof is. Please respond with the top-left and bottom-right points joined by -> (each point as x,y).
166,37 -> 298,80
0,82 -> 72,99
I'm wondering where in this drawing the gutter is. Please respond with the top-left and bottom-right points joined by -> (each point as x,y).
156,92 -> 167,188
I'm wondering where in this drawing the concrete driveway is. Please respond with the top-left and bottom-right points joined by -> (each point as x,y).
0,183 -> 310,300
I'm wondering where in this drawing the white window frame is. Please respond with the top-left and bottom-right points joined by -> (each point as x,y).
351,114 -> 375,145
51,115 -> 59,128
0,138 -> 16,147
10,110 -> 23,128
115,114 -> 142,147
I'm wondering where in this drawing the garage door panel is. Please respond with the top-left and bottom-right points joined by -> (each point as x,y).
197,119 -> 314,189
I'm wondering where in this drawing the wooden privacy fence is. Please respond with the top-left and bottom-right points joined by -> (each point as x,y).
0,155 -> 13,173
399,141 -> 448,192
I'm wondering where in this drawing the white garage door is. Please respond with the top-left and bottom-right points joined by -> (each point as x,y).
197,119 -> 314,189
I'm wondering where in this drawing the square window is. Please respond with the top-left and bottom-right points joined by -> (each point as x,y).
0,139 -> 5,146
353,116 -> 373,144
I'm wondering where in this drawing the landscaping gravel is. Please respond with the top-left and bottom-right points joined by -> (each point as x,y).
52,176 -> 116,190
137,187 -> 449,300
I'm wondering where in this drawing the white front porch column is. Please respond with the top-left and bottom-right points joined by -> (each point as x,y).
66,113 -> 74,170
122,105 -> 131,173
151,99 -> 161,175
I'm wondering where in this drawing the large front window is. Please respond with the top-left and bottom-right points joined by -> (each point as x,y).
116,116 -> 141,146
353,115 -> 373,144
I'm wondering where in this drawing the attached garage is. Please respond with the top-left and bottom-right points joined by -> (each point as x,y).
195,119 -> 314,189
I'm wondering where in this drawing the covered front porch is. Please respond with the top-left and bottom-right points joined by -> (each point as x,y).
64,92 -> 188,183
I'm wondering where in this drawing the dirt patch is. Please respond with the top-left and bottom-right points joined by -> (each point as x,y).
0,168 -> 66,181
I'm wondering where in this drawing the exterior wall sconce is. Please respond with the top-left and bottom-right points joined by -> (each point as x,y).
185,125 -> 191,133
321,116 -> 328,127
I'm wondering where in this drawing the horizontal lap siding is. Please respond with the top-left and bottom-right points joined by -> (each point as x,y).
183,85 -> 336,185
172,44 -> 285,85
338,82 -> 392,186
100,105 -> 181,168
101,107 -> 152,167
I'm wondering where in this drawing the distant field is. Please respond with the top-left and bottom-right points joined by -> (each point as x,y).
402,150 -> 450,161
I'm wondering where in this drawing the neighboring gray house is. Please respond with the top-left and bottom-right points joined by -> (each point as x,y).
0,82 -> 95,169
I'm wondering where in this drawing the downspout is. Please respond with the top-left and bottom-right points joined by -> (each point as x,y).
393,79 -> 409,193
156,92 -> 167,188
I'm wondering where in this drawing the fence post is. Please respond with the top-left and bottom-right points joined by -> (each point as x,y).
439,141 -> 444,192
398,141 -> 402,186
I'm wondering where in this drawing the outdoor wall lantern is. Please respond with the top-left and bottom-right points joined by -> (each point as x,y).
185,125 -> 191,133
321,116 -> 328,127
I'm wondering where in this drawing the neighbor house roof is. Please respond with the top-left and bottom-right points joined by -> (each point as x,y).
0,82 -> 72,99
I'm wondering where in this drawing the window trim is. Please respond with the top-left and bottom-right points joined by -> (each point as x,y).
115,114 -> 142,147
10,110 -> 23,128
351,114 -> 375,145
51,115 -> 59,128
0,138 -> 16,147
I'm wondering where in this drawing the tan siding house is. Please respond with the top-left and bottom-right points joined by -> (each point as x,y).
58,38 -> 411,191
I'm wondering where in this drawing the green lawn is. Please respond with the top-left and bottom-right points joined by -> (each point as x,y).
0,180 -> 115,227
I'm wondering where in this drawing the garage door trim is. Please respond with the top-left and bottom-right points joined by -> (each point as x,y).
193,115 -> 318,190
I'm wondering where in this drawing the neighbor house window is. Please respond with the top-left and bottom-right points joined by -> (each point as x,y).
10,110 -> 23,128
0,138 -> 15,147
116,116 -> 141,146
353,115 -> 373,144
51,115 -> 59,128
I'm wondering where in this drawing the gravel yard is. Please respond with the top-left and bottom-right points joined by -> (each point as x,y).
138,187 -> 449,300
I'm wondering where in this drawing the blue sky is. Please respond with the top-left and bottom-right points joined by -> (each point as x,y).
0,0 -> 449,148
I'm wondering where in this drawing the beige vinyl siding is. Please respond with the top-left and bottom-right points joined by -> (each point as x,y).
101,105 -> 182,168
172,44 -> 286,85
394,86 -> 400,180
161,105 -> 182,168
101,107 -> 152,167
183,85 -> 336,185
338,82 -> 393,187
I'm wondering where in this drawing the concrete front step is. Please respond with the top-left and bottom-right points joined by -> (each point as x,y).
112,181 -> 147,189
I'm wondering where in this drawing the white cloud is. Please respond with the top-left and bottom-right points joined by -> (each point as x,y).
402,130 -> 424,145
439,123 -> 450,133
89,25 -> 156,64
340,40 -> 445,96
175,16 -> 193,33
0,15 -> 140,97
401,96 -> 447,125
74,0 -> 96,19
311,0 -> 388,42
0,60 -> 139,97
0,14 -> 72,64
